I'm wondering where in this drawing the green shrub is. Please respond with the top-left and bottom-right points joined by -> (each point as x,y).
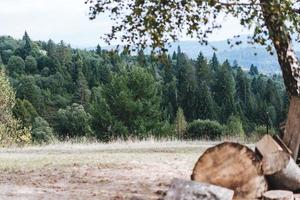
55,103 -> 93,138
157,121 -> 175,139
252,125 -> 275,136
224,115 -> 245,137
32,117 -> 55,144
187,119 -> 224,140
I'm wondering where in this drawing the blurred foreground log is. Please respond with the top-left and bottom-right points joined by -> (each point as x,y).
164,178 -> 234,200
294,194 -> 300,200
256,135 -> 300,191
191,142 -> 268,199
262,190 -> 293,200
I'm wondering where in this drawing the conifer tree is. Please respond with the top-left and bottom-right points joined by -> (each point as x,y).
96,44 -> 102,55
249,64 -> 259,76
196,52 -> 211,86
176,52 -> 195,120
73,56 -> 91,107
195,81 -> 216,120
23,31 -> 32,57
214,60 -> 236,123
175,107 -> 187,139
210,52 -> 219,72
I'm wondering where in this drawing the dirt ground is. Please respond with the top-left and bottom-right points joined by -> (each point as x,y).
0,141 -> 218,200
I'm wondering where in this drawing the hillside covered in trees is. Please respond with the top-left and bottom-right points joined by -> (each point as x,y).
0,32 -> 288,144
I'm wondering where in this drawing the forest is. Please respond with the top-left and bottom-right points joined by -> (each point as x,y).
0,32 -> 288,144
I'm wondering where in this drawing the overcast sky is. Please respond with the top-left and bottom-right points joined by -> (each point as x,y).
0,0 -> 252,48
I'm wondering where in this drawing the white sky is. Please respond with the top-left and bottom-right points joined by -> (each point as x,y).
0,0 -> 252,48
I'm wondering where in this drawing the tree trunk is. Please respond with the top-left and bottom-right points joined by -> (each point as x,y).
283,96 -> 300,160
260,0 -> 300,160
191,142 -> 268,199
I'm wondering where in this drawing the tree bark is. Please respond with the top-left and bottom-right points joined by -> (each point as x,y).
260,0 -> 300,160
191,142 -> 268,199
283,96 -> 300,161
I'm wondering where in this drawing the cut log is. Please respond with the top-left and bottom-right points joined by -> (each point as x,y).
266,157 -> 300,191
256,135 -> 290,175
164,178 -> 234,200
261,151 -> 290,175
273,135 -> 292,156
262,190 -> 293,200
191,142 -> 268,199
294,194 -> 300,200
256,135 -> 285,155
256,135 -> 300,191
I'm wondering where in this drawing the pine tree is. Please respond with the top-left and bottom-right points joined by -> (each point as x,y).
176,52 -> 195,120
214,60 -> 236,123
195,81 -> 216,120
47,39 -> 56,58
264,79 -> 282,125
249,64 -> 259,76
196,52 -> 211,86
73,56 -> 91,107
96,44 -> 102,55
235,67 -> 250,107
172,51 -> 177,60
175,107 -> 187,139
210,52 -> 219,72
161,54 -> 177,121
22,31 -> 32,58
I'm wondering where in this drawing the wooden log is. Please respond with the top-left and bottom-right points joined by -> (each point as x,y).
256,135 -> 290,175
266,157 -> 300,191
262,190 -> 293,200
294,194 -> 300,200
256,135 -> 300,191
273,135 -> 292,156
191,142 -> 268,199
256,135 -> 284,155
164,178 -> 234,200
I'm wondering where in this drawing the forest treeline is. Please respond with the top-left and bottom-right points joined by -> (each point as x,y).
0,32 -> 288,144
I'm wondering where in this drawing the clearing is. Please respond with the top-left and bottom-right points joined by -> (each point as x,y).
0,140 -> 229,200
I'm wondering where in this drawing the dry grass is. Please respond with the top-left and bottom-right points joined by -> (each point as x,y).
0,139 -> 254,199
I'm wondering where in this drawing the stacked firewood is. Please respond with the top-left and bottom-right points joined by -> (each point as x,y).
165,135 -> 300,200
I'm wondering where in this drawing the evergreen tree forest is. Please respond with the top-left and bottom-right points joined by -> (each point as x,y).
0,33 -> 288,144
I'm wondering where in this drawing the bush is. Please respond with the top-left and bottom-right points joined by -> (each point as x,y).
187,119 -> 224,140
252,125 -> 275,136
32,117 -> 55,144
55,103 -> 93,138
156,121 -> 175,139
224,115 -> 245,137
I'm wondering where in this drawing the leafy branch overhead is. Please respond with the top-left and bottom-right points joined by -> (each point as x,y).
85,0 -> 300,52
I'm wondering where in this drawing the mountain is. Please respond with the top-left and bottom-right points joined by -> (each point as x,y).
102,35 -> 300,74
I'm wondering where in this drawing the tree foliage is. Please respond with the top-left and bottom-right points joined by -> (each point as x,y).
0,33 -> 287,142
0,70 -> 31,146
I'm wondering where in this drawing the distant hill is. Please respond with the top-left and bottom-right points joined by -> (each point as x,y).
102,35 -> 300,74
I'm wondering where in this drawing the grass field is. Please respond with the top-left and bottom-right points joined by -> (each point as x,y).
0,140 -> 244,200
